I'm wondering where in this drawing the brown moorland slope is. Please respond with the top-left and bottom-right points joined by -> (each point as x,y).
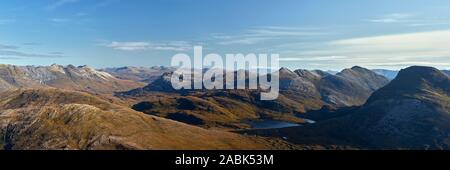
0,88 -> 291,150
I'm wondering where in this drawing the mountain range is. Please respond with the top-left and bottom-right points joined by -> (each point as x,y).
0,64 -> 143,94
0,63 -> 448,150
117,66 -> 389,129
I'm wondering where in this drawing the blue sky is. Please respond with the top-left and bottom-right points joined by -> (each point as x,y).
1,0 -> 450,70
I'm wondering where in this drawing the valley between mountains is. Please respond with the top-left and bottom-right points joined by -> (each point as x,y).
0,64 -> 448,150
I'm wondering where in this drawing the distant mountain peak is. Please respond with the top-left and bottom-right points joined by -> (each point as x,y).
397,66 -> 444,78
278,67 -> 298,78
279,67 -> 293,72
77,65 -> 92,69
367,66 -> 450,103
66,64 -> 76,69
340,66 -> 372,75
394,66 -> 449,87
294,69 -> 324,80
351,66 -> 365,70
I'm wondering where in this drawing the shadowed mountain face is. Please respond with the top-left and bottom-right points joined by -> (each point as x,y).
0,88 -> 292,150
246,66 -> 450,149
352,67 -> 450,149
118,66 -> 389,129
0,64 -> 144,94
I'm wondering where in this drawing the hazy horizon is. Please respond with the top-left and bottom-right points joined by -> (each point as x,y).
2,62 -> 449,74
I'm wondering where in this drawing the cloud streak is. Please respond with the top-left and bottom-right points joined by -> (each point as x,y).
49,18 -> 70,23
104,41 -> 192,51
279,56 -> 349,61
0,43 -> 64,59
0,44 -> 18,50
213,26 -> 327,45
367,13 -> 415,23
0,50 -> 64,59
367,13 -> 450,27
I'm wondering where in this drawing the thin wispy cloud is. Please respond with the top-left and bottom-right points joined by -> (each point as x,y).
0,43 -> 63,59
213,26 -> 327,45
0,44 -> 18,49
49,17 -> 91,26
0,50 -> 65,59
256,26 -> 318,31
22,42 -> 43,46
408,20 -> 450,27
279,56 -> 349,62
367,13 -> 415,23
49,18 -> 70,23
103,41 -> 192,51
367,13 -> 450,27
364,61 -> 450,67
46,0 -> 80,10
217,37 -> 273,45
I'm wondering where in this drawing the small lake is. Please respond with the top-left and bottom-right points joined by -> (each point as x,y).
304,119 -> 316,124
246,119 -> 302,129
246,118 -> 316,130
